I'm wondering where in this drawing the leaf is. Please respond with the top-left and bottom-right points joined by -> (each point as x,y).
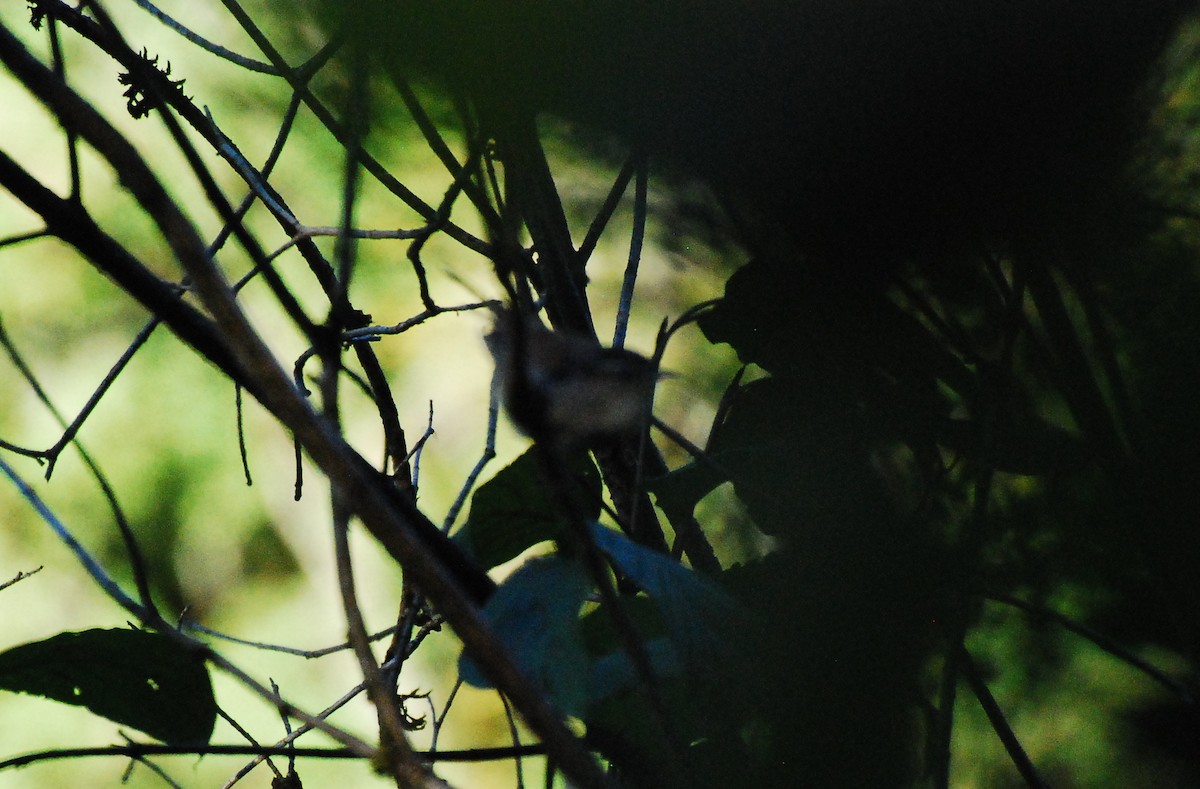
646,460 -> 726,524
699,377 -> 890,535
589,524 -> 749,678
456,448 -> 601,569
699,256 -> 974,398
588,638 -> 682,696
458,556 -> 593,716
0,628 -> 216,744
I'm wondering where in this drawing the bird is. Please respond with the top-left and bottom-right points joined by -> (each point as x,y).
484,308 -> 659,448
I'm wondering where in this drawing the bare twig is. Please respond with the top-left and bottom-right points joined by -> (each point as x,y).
577,155 -> 638,267
0,316 -> 159,612
442,370 -> 501,533
184,620 -> 399,659
985,592 -> 1196,703
0,566 -> 43,593
0,742 -> 547,772
0,454 -> 146,618
128,0 -> 276,73
613,154 -> 648,350
216,707 -> 284,781
960,647 -> 1049,789
222,679 -> 370,787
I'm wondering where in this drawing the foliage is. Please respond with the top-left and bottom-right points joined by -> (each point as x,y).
0,628 -> 216,745
455,448 -> 601,569
1,1 -> 1200,788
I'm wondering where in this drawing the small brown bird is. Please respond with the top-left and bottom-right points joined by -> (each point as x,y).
485,310 -> 658,446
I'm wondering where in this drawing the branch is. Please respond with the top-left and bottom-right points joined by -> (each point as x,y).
960,647 -> 1050,789
0,565 -> 43,593
215,0 -> 490,255
128,0 -> 276,74
0,21 -> 604,787
0,454 -> 147,618
0,742 -> 548,771
985,592 -> 1196,703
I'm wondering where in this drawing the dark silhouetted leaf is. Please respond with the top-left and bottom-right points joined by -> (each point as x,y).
646,460 -> 726,525
0,628 -> 216,744
456,448 -> 601,569
699,256 -> 975,399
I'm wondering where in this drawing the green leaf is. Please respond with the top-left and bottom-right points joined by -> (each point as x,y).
457,447 -> 601,569
458,556 -> 593,716
0,628 -> 216,744
589,524 -> 749,678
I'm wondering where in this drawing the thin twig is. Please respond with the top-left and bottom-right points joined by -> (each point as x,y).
430,678 -> 464,753
129,0 -> 277,73
0,566 -> 43,593
443,371 -> 501,532
390,74 -> 504,232
613,154 -> 648,349
0,316 -> 159,612
41,317 -> 163,475
409,402 -> 436,491
960,647 -> 1050,789
0,454 -> 146,617
0,228 -> 48,248
342,300 -> 498,343
272,678 -> 298,779
235,384 -> 252,486
46,17 -> 81,201
184,621 -> 400,658
217,706 -> 283,780
499,694 -> 527,789
577,155 -> 638,267
0,742 -> 547,772
332,495 -> 436,786
270,224 -> 436,260
221,679 -> 370,787
985,592 -> 1195,703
